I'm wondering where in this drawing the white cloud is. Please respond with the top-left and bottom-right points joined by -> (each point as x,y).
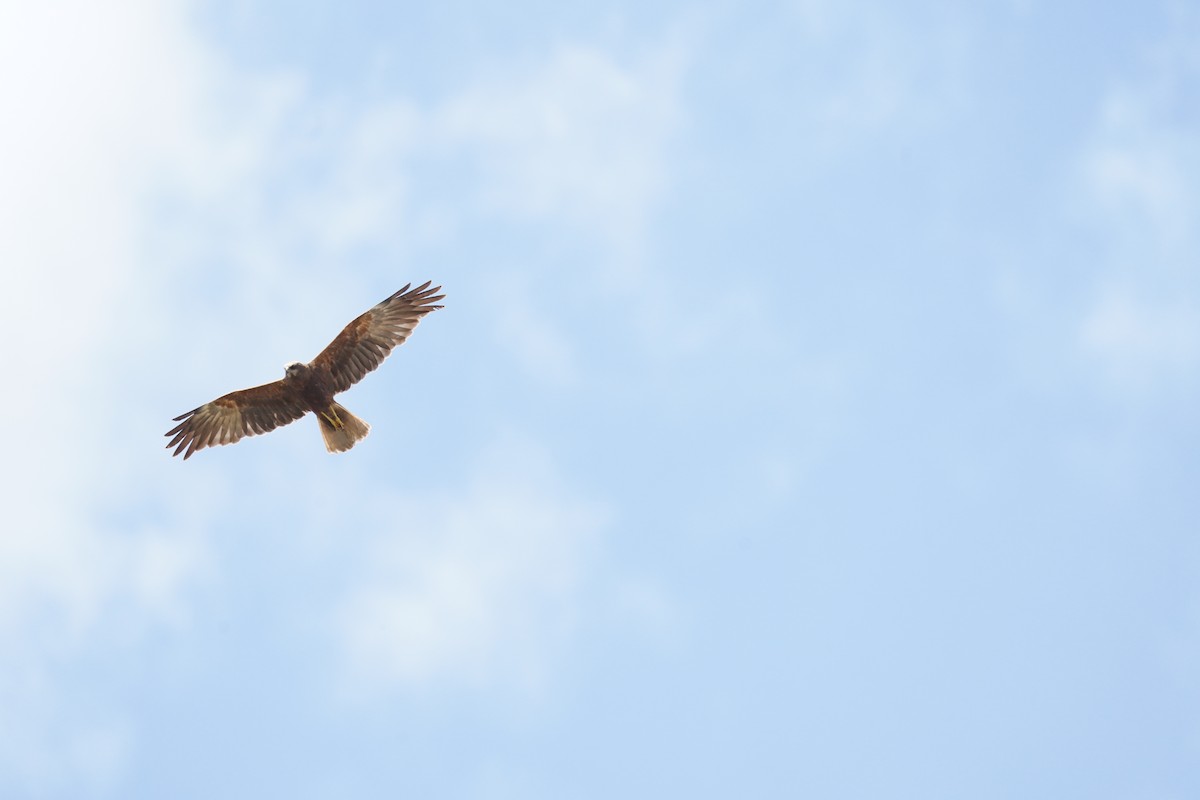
1082,94 -> 1198,255
1,2 -> 682,787
485,273 -> 580,388
1073,11 -> 1200,392
1078,10 -> 1200,247
0,670 -> 130,799
0,516 -> 211,796
608,578 -> 680,643
338,435 -> 605,694
783,0 -> 969,149
0,1 -> 243,792
139,29 -> 685,704
220,38 -> 685,264
1080,289 -> 1200,389
190,43 -> 682,695
433,43 -> 685,251
150,36 -> 689,378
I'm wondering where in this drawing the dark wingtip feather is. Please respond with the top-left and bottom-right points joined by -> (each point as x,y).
394,281 -> 441,301
385,283 -> 412,303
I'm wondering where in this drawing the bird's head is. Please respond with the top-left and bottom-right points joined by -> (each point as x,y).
284,361 -> 307,380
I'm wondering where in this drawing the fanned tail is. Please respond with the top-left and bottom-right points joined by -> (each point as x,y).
317,402 -> 370,453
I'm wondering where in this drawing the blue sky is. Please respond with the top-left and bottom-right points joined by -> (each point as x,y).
1,1 -> 1198,797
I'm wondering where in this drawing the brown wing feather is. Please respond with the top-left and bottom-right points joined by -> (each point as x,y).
310,281 -> 444,394
165,380 -> 310,460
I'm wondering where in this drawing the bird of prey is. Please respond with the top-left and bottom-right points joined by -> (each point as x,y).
166,282 -> 444,459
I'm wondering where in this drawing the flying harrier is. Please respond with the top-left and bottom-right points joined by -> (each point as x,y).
166,282 -> 444,459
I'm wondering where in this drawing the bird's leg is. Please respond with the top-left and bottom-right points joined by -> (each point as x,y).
320,407 -> 344,429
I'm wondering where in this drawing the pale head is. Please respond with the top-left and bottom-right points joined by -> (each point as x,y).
284,361 -> 308,379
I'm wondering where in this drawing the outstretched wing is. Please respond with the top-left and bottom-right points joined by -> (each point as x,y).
165,381 -> 310,459
310,281 -> 444,394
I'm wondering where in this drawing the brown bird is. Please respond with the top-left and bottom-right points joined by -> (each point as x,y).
166,282 -> 444,459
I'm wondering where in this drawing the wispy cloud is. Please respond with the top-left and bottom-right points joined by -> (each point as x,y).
337,435 -> 605,694
782,0 -> 970,150
1082,84 -> 1198,254
1080,288 -> 1200,389
1075,8 -> 1200,392
484,272 -> 581,388
0,2 -> 222,791
151,33 -> 690,382
1,2 -> 682,789
433,43 -> 685,251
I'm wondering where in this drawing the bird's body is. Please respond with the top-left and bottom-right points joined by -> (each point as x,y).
281,360 -> 370,453
284,361 -> 336,417
166,282 -> 443,459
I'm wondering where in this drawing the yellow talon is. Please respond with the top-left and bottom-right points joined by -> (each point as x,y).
321,408 -> 344,429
